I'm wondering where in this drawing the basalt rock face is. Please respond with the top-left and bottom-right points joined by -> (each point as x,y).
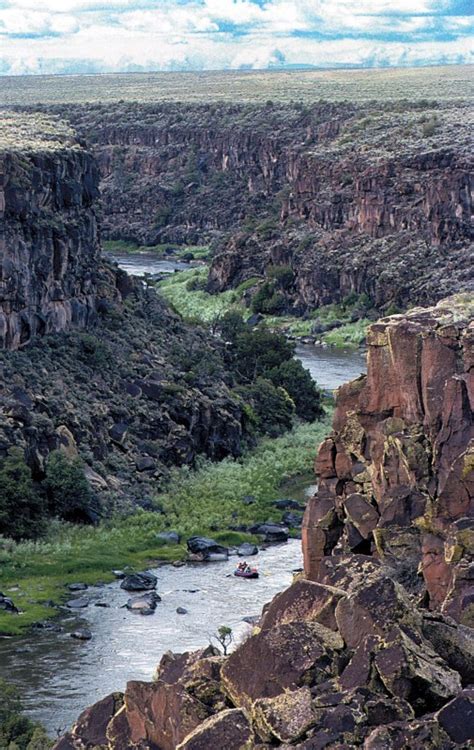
36,101 -> 474,311
0,113 -> 101,349
303,295 -> 474,626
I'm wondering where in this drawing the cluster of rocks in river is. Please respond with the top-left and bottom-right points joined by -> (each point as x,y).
53,297 -> 474,749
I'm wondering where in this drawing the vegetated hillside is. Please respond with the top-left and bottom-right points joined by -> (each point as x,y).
54,296 -> 474,750
0,112 -> 322,540
23,94 -> 473,316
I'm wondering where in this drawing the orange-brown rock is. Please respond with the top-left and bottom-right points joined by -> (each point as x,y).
303,296 -> 474,621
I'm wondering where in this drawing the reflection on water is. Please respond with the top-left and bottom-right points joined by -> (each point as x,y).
105,251 -> 193,277
0,542 -> 301,734
295,342 -> 366,391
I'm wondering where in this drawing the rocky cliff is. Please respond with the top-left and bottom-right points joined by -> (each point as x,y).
0,112 -> 101,349
303,294 -> 473,625
32,100 -> 474,312
54,298 -> 474,749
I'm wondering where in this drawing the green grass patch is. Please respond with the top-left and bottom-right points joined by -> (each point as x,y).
0,415 -> 332,635
322,319 -> 370,348
158,268 -> 245,323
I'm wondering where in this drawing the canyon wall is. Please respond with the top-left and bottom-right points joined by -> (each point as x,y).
0,114 -> 101,349
38,101 -> 474,311
0,113 -> 249,509
54,297 -> 474,749
303,294 -> 474,625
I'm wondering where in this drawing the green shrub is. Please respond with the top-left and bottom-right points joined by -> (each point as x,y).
0,679 -> 52,749
267,359 -> 322,421
0,449 -> 46,541
44,451 -> 95,523
267,265 -> 294,290
236,377 -> 294,437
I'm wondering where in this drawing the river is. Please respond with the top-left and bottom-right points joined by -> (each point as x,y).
0,253 -> 367,735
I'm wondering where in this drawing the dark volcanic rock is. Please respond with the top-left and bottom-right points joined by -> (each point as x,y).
176,708 -> 254,749
186,537 -> 229,560
120,572 -> 157,591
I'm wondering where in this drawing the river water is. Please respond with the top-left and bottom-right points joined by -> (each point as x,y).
0,253 -> 367,735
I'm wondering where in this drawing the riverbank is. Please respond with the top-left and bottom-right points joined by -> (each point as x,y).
0,415 -> 332,637
157,266 -> 371,348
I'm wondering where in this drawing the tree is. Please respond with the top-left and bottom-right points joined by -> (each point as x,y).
233,328 -> 294,382
0,449 -> 46,541
44,451 -> 95,523
214,625 -> 233,656
267,359 -> 322,421
236,378 -> 294,436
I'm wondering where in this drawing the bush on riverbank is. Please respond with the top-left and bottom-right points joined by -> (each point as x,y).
0,415 -> 331,636
0,679 -> 52,749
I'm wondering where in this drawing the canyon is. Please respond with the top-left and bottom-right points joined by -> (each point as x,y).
27,99 -> 473,314
0,67 -> 473,749
53,296 -> 474,750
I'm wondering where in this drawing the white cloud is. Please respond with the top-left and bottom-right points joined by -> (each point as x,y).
0,0 -> 472,74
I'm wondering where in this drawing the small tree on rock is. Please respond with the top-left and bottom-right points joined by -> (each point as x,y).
214,625 -> 233,656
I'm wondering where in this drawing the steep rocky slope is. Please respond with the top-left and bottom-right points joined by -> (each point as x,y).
0,112 -> 251,515
0,112 -> 102,349
28,100 -> 474,313
53,297 -> 474,749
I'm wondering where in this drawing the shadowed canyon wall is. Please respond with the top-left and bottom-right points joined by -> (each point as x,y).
0,120 -> 101,349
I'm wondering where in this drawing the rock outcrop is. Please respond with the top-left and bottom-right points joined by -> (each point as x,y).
303,294 -> 474,626
0,111 -> 101,349
54,298 -> 473,749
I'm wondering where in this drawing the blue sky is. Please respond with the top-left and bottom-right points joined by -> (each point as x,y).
0,1 -> 472,75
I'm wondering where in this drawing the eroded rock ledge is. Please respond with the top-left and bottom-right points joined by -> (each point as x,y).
0,112 -> 101,349
54,298 -> 473,749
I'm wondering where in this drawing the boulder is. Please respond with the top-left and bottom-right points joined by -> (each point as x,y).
374,630 -> 462,713
122,679 -> 210,750
250,523 -> 289,543
421,611 -> 474,683
69,693 -> 123,747
436,688 -> 474,744
253,687 -> 315,743
176,709 -> 254,750
0,594 -> 18,613
66,597 -> 90,609
67,582 -> 88,592
186,537 -> 229,560
126,591 -> 161,615
71,628 -> 92,640
260,579 -> 344,633
221,620 -> 343,711
363,719 -> 455,749
120,572 -> 157,591
334,576 -> 421,649
176,607 -> 188,615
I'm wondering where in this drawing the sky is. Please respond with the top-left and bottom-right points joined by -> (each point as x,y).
0,1 -> 472,76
